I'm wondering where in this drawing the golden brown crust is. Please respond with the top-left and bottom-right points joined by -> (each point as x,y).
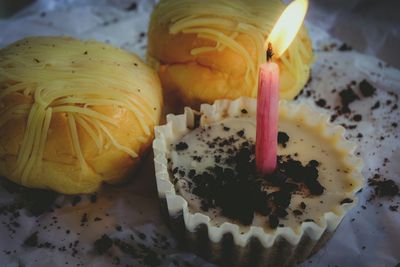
0,36 -> 163,194
148,23 -> 257,108
147,0 -> 314,107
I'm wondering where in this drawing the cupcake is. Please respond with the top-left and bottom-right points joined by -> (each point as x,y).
153,97 -> 363,266
147,0 -> 313,109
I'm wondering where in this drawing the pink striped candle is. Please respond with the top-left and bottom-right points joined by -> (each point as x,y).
256,50 -> 279,175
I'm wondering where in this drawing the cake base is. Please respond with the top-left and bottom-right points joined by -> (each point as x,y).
161,198 -> 335,267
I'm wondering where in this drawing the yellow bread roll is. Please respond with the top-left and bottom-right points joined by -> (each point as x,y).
147,0 -> 313,108
0,36 -> 163,194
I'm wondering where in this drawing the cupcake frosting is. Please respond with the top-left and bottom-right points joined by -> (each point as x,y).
169,110 -> 359,233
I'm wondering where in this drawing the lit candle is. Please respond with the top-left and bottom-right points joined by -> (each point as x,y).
256,44 -> 279,174
256,0 -> 308,175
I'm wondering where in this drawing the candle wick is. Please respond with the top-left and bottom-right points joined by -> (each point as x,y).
266,42 -> 274,62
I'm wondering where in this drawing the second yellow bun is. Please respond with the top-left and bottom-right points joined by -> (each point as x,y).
147,0 -> 313,108
0,36 -> 163,194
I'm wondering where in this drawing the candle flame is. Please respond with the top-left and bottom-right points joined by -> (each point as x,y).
266,0 -> 308,58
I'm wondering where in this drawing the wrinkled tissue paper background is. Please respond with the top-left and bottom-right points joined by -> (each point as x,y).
0,1 -> 399,266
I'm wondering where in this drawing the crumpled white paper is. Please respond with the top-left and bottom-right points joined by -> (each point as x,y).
0,1 -> 399,267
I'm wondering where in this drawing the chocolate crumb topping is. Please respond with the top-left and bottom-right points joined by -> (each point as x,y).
138,232 -> 146,240
389,205 -> 398,212
125,2 -> 137,11
352,114 -> 362,122
340,198 -> 354,205
94,234 -> 113,254
339,87 -> 359,113
338,43 -> 352,51
237,130 -> 245,137
175,142 -> 189,151
23,232 -> 39,247
94,233 -> 166,267
369,179 -> 399,197
371,101 -> 380,110
188,169 -> 196,178
308,160 -> 320,168
277,131 -> 290,148
359,79 -> 376,97
191,156 -> 202,162
80,213 -> 88,226
293,210 -> 303,216
315,99 -> 327,108
173,137 -> 324,227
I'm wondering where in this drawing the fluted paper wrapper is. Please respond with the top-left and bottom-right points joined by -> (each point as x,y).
153,97 -> 363,267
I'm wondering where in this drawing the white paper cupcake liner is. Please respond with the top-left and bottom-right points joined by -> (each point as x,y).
153,97 -> 363,267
